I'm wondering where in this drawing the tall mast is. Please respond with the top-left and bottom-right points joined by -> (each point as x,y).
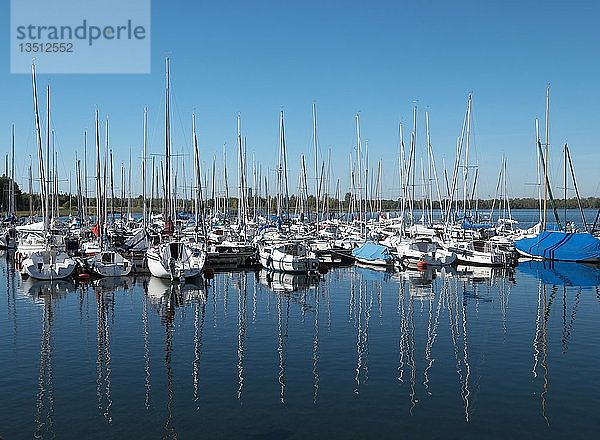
211,155 -> 216,217
164,57 -> 171,221
312,103 -> 319,223
192,114 -> 199,230
10,124 -> 15,215
463,95 -> 472,217
535,118 -> 542,224
128,148 -> 132,220
95,109 -> 102,242
543,85 -> 550,230
355,113 -> 362,225
51,130 -> 55,220
120,161 -> 125,220
28,157 -> 33,220
237,113 -> 244,228
45,85 -> 51,229
277,112 -> 284,219
142,107 -> 148,228
31,64 -> 47,229
192,113 -> 205,238
83,130 -> 88,221
223,143 -> 229,219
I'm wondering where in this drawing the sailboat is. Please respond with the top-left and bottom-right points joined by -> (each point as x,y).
20,64 -> 76,280
146,58 -> 205,281
85,110 -> 132,277
514,87 -> 600,263
0,124 -> 17,249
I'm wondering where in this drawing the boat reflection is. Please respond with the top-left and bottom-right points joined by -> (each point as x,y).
394,266 -> 477,420
94,281 -> 114,424
145,276 -> 206,310
142,277 -> 206,438
258,269 -> 320,293
91,276 -> 135,293
21,277 -> 77,299
392,268 -> 437,300
454,264 -> 515,284
518,259 -> 600,287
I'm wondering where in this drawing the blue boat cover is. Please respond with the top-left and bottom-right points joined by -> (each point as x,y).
352,242 -> 391,262
517,260 -> 600,287
461,219 -> 494,230
514,231 -> 600,262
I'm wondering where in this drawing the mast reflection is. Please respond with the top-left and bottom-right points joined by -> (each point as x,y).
95,281 -> 114,424
28,280 -> 75,439
144,276 -> 206,439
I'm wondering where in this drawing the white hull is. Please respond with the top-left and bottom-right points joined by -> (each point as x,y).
87,251 -> 133,277
0,227 -> 17,249
445,240 -> 507,266
354,257 -> 392,267
147,241 -> 205,280
21,250 -> 77,280
396,239 -> 457,268
259,242 -> 320,273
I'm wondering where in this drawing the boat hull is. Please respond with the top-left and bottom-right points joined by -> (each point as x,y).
147,241 -> 205,280
21,250 -> 77,280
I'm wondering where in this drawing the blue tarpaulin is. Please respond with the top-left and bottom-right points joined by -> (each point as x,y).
514,231 -> 600,262
461,219 -> 494,230
351,241 -> 391,262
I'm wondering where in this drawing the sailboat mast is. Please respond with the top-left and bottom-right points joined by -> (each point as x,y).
535,118 -> 542,224
95,110 -> 102,241
312,103 -> 319,224
164,57 -> 172,221
237,113 -> 244,228
45,86 -> 51,228
128,149 -> 132,221
277,111 -> 285,219
28,157 -> 33,220
142,107 -> 148,228
463,95 -> 472,217
543,85 -> 550,230
10,124 -> 15,215
31,64 -> 46,228
83,130 -> 88,221
355,113 -> 362,225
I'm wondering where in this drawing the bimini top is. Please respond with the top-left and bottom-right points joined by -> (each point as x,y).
352,241 -> 392,262
514,230 -> 600,262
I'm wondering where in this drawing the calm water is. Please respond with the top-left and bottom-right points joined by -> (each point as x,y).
2,249 -> 600,439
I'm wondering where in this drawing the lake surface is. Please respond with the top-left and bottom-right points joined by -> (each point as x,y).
2,250 -> 600,439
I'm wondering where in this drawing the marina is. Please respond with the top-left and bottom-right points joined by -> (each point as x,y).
2,250 -> 600,438
2,1 -> 600,438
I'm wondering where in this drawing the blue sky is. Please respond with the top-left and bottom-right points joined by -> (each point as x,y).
1,0 -> 600,200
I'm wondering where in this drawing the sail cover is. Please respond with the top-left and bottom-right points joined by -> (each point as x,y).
352,242 -> 391,262
514,231 -> 600,262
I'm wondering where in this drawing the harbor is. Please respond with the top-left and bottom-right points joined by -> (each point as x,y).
3,1 -> 600,438
2,250 -> 600,439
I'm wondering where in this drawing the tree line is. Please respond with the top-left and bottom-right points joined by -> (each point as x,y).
3,175 -> 600,215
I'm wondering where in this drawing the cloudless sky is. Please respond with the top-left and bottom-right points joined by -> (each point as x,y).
1,0 -> 600,200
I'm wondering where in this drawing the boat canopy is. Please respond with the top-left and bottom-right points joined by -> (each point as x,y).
514,230 -> 600,262
352,241 -> 391,261
461,219 -> 494,230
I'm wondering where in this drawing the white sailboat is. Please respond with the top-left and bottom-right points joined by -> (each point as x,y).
146,58 -> 205,281
0,124 -> 17,249
21,64 -> 76,280
259,241 -> 320,273
395,237 -> 456,268
85,110 -> 132,278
